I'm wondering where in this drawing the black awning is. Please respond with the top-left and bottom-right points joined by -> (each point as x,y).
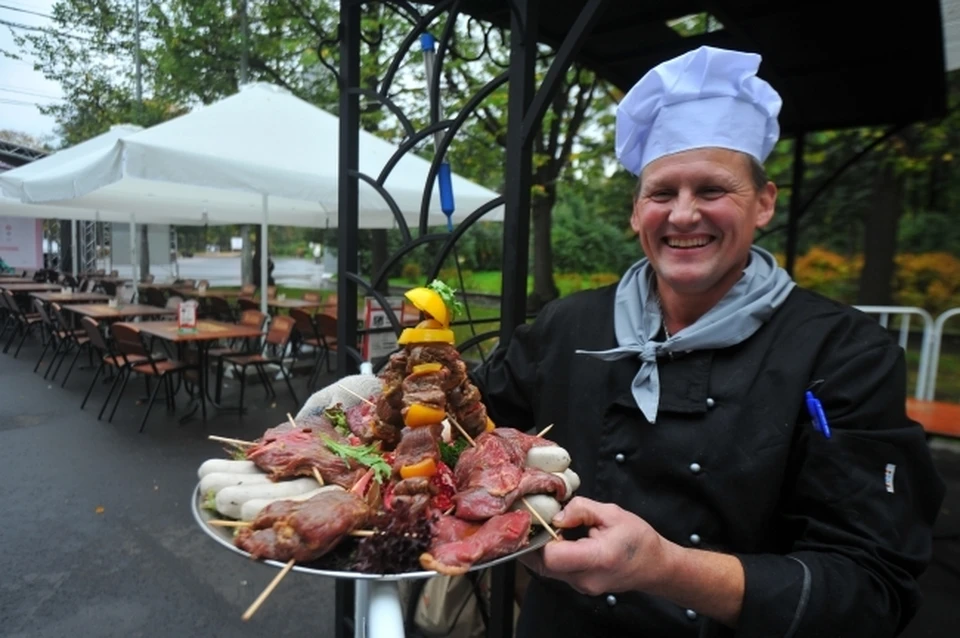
423,0 -> 948,134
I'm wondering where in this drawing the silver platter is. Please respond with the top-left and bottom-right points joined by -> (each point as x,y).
191,483 -> 553,582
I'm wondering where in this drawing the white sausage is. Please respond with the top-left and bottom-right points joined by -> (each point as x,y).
198,471 -> 272,494
553,468 -> 580,501
215,478 -> 321,519
526,446 -> 571,473
512,494 -> 561,524
239,485 -> 345,521
197,459 -> 261,479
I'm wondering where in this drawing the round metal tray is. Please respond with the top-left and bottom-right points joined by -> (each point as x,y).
191,483 -> 553,582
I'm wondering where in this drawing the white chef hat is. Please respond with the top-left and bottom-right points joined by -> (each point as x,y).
615,45 -> 782,175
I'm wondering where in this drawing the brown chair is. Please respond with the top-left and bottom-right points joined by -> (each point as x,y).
313,313 -> 339,373
142,273 -> 155,284
237,298 -> 260,312
302,291 -> 321,303
2,290 -> 42,358
266,285 -> 277,299
79,317 -> 150,419
320,293 -> 338,317
222,315 -> 299,412
239,283 -> 256,298
48,302 -> 93,387
209,309 -> 267,403
206,295 -> 235,323
107,323 -> 192,431
289,308 -> 328,389
109,270 -> 119,278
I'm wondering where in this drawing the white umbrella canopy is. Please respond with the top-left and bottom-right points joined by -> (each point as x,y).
0,83 -> 504,229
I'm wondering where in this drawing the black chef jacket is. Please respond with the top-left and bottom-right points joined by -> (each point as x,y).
471,283 -> 945,638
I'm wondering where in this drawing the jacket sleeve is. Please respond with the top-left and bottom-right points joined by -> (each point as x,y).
468,306 -> 554,430
734,338 -> 945,637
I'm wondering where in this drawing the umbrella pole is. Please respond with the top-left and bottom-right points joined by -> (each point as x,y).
71,220 -> 79,276
129,214 -> 138,286
261,195 -> 268,317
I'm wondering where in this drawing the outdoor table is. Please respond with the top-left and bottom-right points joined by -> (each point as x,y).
31,292 -> 112,304
138,282 -> 181,290
253,297 -> 325,311
173,287 -> 242,299
133,319 -> 263,421
0,283 -> 63,293
0,276 -> 28,284
63,303 -> 176,321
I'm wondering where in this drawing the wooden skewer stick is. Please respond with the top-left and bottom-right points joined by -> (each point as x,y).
208,434 -> 255,447
536,423 -> 555,438
337,384 -> 376,407
446,414 -> 562,541
242,558 -> 295,621
287,413 -> 298,427
312,467 -> 325,486
521,497 -> 562,541
445,414 -> 476,447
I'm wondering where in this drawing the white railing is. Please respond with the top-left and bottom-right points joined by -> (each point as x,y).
925,307 -> 960,401
854,306 -> 934,400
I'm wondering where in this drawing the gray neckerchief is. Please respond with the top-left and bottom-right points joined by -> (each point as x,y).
576,246 -> 795,423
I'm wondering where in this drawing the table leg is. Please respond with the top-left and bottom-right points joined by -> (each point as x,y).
354,581 -> 405,638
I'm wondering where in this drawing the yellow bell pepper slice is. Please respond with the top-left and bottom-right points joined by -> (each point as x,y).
404,287 -> 450,327
403,403 -> 446,427
398,327 -> 455,345
412,362 -> 443,374
416,319 -> 443,330
399,457 -> 438,479
485,416 -> 496,432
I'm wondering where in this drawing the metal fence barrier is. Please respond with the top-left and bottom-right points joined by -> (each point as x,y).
854,306 -> 934,401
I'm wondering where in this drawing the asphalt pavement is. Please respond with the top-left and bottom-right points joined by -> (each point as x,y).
1,335 -> 959,637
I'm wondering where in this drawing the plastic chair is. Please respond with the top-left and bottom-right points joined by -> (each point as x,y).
2,290 -> 42,357
208,309 -> 267,403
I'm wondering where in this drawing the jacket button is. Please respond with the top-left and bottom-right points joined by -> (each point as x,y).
615,453 -> 625,463
706,397 -> 716,408
606,594 -> 617,607
686,609 -> 698,620
689,533 -> 701,545
689,462 -> 702,474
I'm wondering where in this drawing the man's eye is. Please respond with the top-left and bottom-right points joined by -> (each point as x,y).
649,191 -> 673,202
700,187 -> 725,198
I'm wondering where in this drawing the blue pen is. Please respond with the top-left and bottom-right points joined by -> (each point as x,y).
804,390 -> 831,439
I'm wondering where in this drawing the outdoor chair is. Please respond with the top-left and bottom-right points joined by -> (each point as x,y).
142,287 -> 167,309
109,270 -> 119,278
106,323 -> 191,432
313,313 -> 339,374
237,298 -> 260,312
238,283 -> 256,298
99,281 -> 118,297
49,302 -> 93,388
289,308 -> 329,390
206,295 -> 235,323
31,298 -> 67,379
302,291 -> 321,303
142,274 -> 155,284
222,315 -> 299,413
208,309 -> 267,403
266,285 -> 277,299
2,290 -> 42,358
79,317 -> 149,419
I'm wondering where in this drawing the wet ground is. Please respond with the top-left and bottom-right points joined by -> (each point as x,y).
1,335 -> 959,637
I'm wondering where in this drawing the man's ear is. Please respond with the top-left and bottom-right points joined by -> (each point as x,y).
755,181 -> 777,229
630,198 -> 642,234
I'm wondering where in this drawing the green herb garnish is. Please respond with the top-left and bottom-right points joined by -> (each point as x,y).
439,438 -> 470,468
201,489 -> 218,512
324,404 -> 351,437
229,447 -> 247,460
322,436 -> 392,484
427,279 -> 464,319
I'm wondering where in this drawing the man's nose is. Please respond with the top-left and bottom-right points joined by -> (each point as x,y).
668,191 -> 700,227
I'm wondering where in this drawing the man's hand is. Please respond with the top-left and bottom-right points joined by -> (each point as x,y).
296,373 -> 383,418
526,497 -> 671,596
523,496 -> 745,627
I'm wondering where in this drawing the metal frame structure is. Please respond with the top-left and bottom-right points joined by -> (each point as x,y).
334,2 -> 611,635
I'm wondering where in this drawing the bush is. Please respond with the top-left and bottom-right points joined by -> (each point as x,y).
894,252 -> 960,315
793,246 -> 861,303
401,262 -> 422,281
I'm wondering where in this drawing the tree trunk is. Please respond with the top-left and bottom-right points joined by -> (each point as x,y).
139,225 -> 151,281
370,229 -> 389,294
857,163 -> 902,305
528,189 -> 559,312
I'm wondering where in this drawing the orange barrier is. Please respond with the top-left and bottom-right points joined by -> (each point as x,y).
907,398 -> 960,438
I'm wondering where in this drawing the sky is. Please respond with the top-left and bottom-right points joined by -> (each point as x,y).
0,0 -> 63,144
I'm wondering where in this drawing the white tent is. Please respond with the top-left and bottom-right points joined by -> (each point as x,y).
0,84 -> 504,311
0,83 -> 504,229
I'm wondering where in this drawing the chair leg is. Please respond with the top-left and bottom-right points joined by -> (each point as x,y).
33,337 -> 52,373
13,325 -> 32,358
43,338 -> 64,379
51,342 -> 71,380
255,364 -> 274,399
81,361 -> 105,409
62,345 -> 85,388
108,368 -> 132,423
237,365 -> 247,414
279,363 -> 299,406
98,367 -> 124,420
4,323 -> 20,353
139,374 -> 164,433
